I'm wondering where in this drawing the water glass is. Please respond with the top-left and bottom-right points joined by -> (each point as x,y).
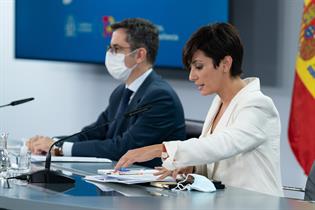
0,133 -> 10,178
9,148 -> 31,174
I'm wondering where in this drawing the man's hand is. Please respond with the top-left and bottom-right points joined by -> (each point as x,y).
115,144 -> 164,170
26,135 -> 54,155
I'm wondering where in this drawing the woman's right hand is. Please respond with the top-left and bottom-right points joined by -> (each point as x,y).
115,144 -> 164,170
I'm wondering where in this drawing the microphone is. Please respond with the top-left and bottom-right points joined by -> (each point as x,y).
124,104 -> 152,117
12,103 -> 153,184
0,97 -> 34,108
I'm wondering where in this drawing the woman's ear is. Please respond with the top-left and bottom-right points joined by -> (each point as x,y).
222,56 -> 233,73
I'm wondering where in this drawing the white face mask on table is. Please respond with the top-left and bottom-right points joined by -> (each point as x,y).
172,174 -> 216,193
105,50 -> 138,81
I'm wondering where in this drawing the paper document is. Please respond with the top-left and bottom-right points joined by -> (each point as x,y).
97,168 -> 154,175
85,169 -> 175,184
31,155 -> 112,163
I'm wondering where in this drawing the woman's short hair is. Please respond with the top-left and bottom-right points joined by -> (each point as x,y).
182,22 -> 243,77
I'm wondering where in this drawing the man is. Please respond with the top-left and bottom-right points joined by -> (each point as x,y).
27,18 -> 186,168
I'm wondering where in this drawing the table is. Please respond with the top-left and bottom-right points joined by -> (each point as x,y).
0,161 -> 314,210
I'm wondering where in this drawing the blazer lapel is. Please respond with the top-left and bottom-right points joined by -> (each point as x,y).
126,71 -> 158,113
211,78 -> 259,133
201,95 -> 222,136
212,96 -> 237,134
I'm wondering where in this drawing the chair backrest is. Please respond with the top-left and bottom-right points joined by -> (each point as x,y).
305,160 -> 315,201
185,119 -> 203,139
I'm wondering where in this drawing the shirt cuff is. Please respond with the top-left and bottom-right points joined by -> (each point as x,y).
52,137 -> 59,142
161,141 -> 179,171
62,142 -> 73,156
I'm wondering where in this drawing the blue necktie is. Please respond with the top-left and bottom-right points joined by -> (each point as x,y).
108,88 -> 133,138
116,88 -> 133,118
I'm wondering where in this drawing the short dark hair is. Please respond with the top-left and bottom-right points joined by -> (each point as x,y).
182,22 -> 243,77
111,18 -> 159,65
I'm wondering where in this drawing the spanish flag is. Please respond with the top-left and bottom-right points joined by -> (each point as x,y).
289,0 -> 315,175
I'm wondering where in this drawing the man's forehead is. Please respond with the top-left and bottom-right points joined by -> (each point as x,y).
111,28 -> 128,45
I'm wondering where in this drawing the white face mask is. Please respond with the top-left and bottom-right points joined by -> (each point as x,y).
172,174 -> 216,193
105,50 -> 138,82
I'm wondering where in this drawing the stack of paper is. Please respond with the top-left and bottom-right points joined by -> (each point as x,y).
85,169 -> 175,184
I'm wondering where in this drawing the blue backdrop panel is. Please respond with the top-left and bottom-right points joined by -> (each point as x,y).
16,0 -> 228,68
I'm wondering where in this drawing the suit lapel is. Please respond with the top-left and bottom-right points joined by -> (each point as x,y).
113,72 -> 158,136
126,71 -> 158,112
201,96 -> 221,136
212,96 -> 237,133
211,78 -> 258,133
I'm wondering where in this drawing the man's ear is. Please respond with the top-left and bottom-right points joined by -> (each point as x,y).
136,47 -> 147,63
222,56 -> 233,73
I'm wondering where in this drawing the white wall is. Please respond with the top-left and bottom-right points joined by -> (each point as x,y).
0,0 -> 306,197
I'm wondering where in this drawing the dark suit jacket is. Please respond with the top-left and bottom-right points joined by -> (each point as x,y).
66,71 -> 186,168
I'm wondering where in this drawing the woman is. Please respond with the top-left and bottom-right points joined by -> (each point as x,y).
115,22 -> 283,196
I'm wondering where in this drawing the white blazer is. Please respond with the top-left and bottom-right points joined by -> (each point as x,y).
163,78 -> 283,196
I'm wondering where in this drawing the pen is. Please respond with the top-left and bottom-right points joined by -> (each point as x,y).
97,168 -> 150,175
118,168 -> 130,172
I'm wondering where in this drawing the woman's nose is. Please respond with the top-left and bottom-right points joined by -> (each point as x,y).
189,69 -> 197,81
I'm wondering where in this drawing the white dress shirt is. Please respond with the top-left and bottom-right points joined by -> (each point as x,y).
162,78 -> 283,196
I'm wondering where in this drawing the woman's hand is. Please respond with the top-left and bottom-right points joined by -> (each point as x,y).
115,144 -> 164,170
153,167 -> 173,180
154,166 -> 195,180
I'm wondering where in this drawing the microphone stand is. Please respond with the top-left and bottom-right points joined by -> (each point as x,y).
20,121 -> 117,184
10,103 -> 153,184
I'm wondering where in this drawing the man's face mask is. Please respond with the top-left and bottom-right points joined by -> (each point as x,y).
172,174 -> 216,193
105,49 -> 138,82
